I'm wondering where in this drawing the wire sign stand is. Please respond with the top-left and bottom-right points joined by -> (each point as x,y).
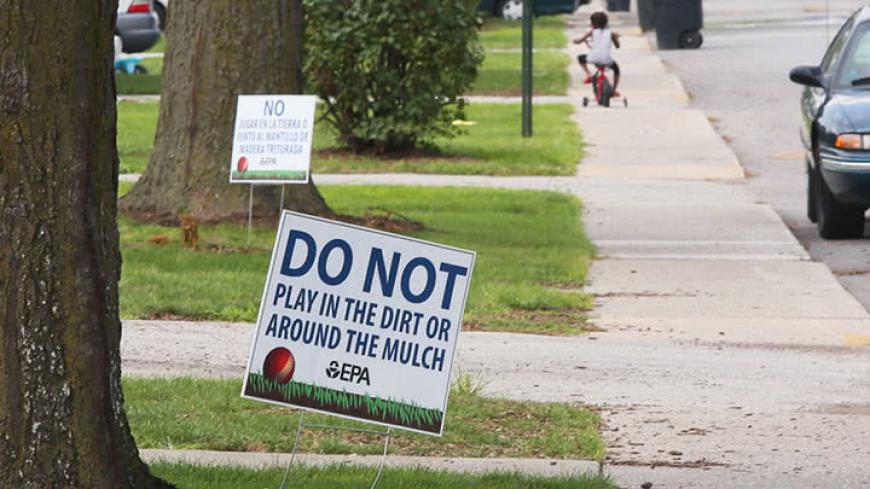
278,412 -> 393,489
245,184 -> 287,249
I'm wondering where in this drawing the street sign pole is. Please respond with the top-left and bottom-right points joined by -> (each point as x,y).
522,0 -> 534,137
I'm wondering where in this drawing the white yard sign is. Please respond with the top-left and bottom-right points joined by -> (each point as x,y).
230,95 -> 316,184
242,212 -> 475,436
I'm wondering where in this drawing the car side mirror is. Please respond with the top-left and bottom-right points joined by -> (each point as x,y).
790,65 -> 824,88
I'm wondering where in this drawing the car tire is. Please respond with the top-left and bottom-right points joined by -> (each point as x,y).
807,160 -> 817,223
814,166 -> 865,239
497,0 -> 523,20
154,1 -> 167,31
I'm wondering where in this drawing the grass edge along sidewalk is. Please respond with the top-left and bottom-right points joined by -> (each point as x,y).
150,463 -> 614,489
119,186 -> 595,336
126,376 -> 605,460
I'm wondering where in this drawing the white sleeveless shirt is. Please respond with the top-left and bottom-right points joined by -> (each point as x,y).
587,28 -> 613,65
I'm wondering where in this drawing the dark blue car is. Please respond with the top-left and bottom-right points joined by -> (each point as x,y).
791,7 -> 870,239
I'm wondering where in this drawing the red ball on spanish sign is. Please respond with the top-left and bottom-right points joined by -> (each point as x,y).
237,156 -> 249,173
263,347 -> 295,384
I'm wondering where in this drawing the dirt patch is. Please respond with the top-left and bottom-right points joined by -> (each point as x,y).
464,309 -> 595,335
329,208 -> 425,235
834,269 -> 870,277
608,459 -> 728,469
815,403 -> 870,416
316,147 -> 478,164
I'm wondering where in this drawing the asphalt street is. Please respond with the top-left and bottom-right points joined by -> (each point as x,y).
658,0 -> 870,310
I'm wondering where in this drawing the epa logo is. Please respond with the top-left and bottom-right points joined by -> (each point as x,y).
326,361 -> 341,379
325,360 -> 371,385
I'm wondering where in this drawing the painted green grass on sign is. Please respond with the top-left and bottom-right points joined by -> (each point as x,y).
151,463 -> 615,489
470,51 -> 571,96
246,373 -> 443,433
230,170 -> 307,181
117,101 -> 582,176
126,377 -> 606,459
119,186 -> 593,335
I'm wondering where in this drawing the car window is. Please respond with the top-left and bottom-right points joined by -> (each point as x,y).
838,26 -> 870,87
821,16 -> 855,76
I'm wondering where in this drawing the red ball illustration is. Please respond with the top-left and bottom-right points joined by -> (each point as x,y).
237,156 -> 249,173
263,348 -> 296,384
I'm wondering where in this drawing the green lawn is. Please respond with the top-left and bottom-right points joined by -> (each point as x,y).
480,16 -> 568,50
152,464 -> 614,489
117,101 -> 159,174
119,186 -> 593,335
116,74 -> 162,97
117,101 -> 582,176
116,23 -> 573,97
127,377 -> 605,460
471,51 -> 570,96
116,52 -> 575,96
313,103 -> 581,175
139,56 -> 163,74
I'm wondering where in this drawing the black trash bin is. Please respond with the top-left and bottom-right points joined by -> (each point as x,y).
638,0 -> 655,32
606,0 -> 630,12
653,0 -> 703,49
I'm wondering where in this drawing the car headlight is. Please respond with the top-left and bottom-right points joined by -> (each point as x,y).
834,133 -> 870,150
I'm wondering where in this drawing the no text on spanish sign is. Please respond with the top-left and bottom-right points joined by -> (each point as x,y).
242,212 -> 475,435
230,95 -> 315,184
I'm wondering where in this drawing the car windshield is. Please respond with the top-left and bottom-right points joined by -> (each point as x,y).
838,24 -> 870,88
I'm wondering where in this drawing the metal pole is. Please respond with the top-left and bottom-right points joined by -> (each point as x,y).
247,184 -> 254,249
279,184 -> 286,218
522,0 -> 534,137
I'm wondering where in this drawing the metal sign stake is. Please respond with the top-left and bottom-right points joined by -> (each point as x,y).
278,412 -> 393,489
247,184 -> 254,249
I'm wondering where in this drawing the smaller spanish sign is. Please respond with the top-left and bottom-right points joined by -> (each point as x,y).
230,95 -> 315,184
242,212 -> 475,436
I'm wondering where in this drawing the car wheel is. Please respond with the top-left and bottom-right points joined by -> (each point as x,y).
133,64 -> 148,74
497,0 -> 523,20
814,166 -> 865,239
154,1 -> 167,31
807,160 -> 817,223
678,30 -> 703,49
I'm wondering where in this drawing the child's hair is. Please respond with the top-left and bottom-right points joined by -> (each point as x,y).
591,12 -> 608,29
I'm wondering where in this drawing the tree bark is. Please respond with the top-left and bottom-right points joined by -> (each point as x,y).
0,1 -> 171,488
120,0 -> 328,224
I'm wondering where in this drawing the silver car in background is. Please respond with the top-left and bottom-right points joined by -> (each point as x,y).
116,0 -> 161,53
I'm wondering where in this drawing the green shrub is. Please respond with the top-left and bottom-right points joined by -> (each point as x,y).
304,0 -> 484,152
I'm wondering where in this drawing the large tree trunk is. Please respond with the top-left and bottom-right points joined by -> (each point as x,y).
0,1 -> 170,487
120,0 -> 328,224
